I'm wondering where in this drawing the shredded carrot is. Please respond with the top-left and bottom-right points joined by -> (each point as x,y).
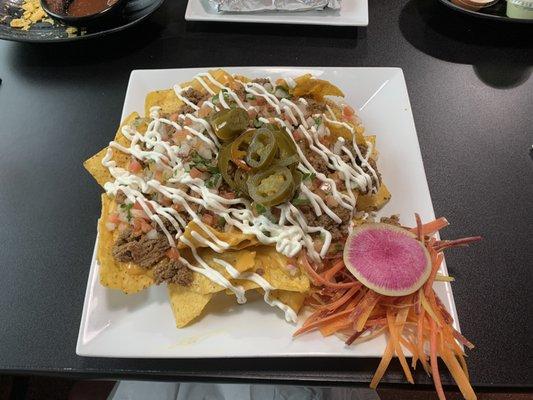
322,259 -> 347,281
370,337 -> 394,389
409,217 -> 449,236
430,319 -> 446,400
296,216 -> 478,400
388,309 -> 414,384
425,252 -> 444,297
299,254 -> 358,289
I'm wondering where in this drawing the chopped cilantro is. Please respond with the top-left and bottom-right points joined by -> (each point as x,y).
255,203 -> 267,214
205,173 -> 221,189
302,172 -> 316,181
206,165 -> 220,174
292,197 -> 310,206
120,203 -> 134,222
189,151 -> 217,173
314,116 -> 322,126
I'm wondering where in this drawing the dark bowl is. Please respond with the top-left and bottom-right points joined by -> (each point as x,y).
40,0 -> 129,26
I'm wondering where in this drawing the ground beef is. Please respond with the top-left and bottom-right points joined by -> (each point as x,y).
301,143 -> 329,175
112,228 -> 170,268
304,97 -> 326,115
252,78 -> 270,85
176,87 -> 205,115
301,205 -> 353,242
340,142 -> 381,187
178,104 -> 195,115
153,259 -> 193,286
114,190 -> 127,204
182,87 -> 204,105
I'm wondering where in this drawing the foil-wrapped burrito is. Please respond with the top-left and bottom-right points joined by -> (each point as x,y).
209,0 -> 341,12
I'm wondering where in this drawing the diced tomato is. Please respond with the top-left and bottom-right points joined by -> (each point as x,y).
220,191 -> 236,200
183,117 -> 193,126
108,213 -> 120,224
171,203 -> 183,212
201,213 -> 215,226
166,247 -> 180,260
189,167 -> 204,179
292,129 -> 304,141
198,104 -> 212,118
255,97 -> 266,106
132,218 -> 143,232
128,159 -> 142,173
173,130 -> 187,145
133,201 -> 154,213
247,108 -> 258,119
169,113 -> 179,122
141,220 -> 153,233
325,195 -> 339,208
343,105 -> 355,118
160,197 -> 173,207
154,170 -> 163,181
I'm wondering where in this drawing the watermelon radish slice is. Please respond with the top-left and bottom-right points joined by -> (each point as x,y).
343,223 -> 432,297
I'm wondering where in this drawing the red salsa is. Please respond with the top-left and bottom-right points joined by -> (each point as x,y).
67,0 -> 118,17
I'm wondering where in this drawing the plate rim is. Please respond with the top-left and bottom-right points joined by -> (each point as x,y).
77,66 -> 460,358
184,0 -> 369,26
0,0 -> 165,43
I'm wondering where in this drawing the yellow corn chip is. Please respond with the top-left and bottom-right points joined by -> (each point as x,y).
357,183 -> 391,212
292,74 -> 344,100
168,284 -> 212,328
187,248 -> 256,295
271,290 -> 306,314
83,112 -> 146,189
144,89 -> 184,117
178,221 -> 257,251
182,68 -> 238,96
233,246 -> 310,293
97,195 -> 154,294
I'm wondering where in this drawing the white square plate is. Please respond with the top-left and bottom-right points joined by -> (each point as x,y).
77,67 -> 460,358
185,0 -> 368,26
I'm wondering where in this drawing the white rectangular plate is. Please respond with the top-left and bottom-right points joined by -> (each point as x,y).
185,0 -> 368,26
77,67 -> 460,358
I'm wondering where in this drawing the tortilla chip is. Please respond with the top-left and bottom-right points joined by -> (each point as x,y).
357,183 -> 391,212
182,68 -> 238,95
144,89 -> 183,117
271,290 -> 306,314
97,194 -> 154,294
83,112 -> 144,189
178,221 -> 258,251
292,74 -> 344,100
168,284 -> 212,328
233,246 -> 310,293
187,248 -> 256,295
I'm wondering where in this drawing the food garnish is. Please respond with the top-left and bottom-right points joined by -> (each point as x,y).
295,215 -> 481,400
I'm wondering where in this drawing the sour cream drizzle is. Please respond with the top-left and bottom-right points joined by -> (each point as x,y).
102,71 -> 379,322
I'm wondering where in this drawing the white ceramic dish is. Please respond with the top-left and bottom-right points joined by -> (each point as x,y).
185,0 -> 368,26
77,67 -> 460,358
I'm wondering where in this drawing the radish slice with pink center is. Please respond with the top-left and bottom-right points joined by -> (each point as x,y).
343,223 -> 432,297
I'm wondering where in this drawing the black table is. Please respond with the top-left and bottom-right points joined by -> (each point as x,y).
0,0 -> 531,390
